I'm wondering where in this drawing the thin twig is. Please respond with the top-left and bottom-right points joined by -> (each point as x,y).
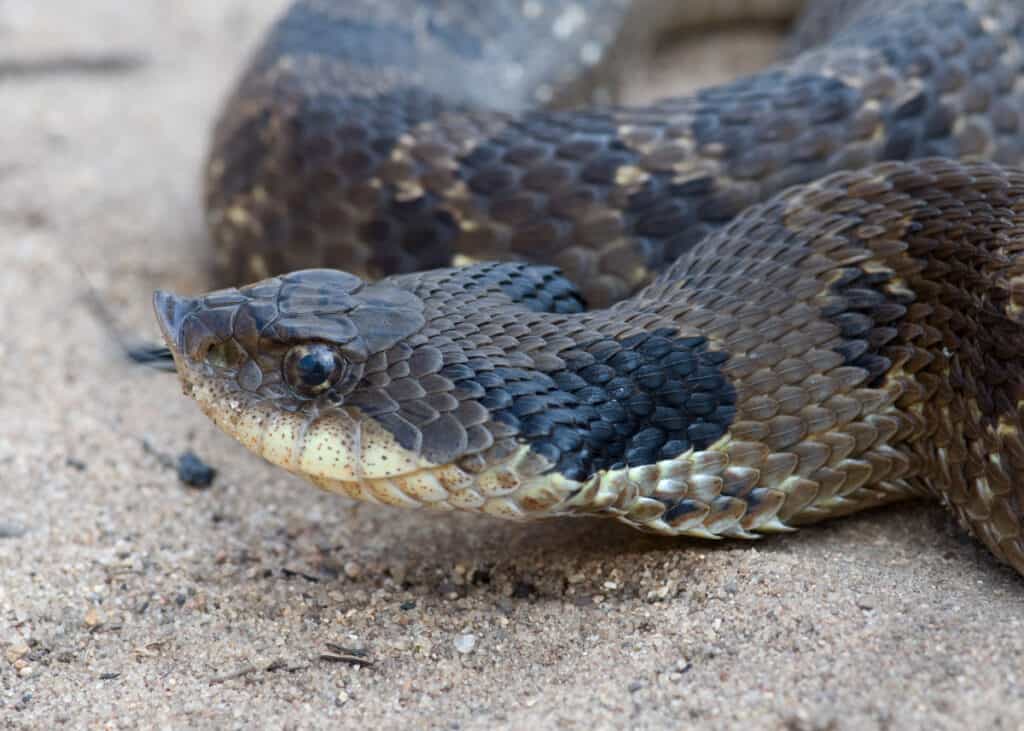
320,644 -> 374,668
0,52 -> 148,79
207,658 -> 304,684
208,663 -> 259,684
73,260 -> 176,372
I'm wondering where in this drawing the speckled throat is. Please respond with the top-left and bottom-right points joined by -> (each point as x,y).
157,0 -> 1024,576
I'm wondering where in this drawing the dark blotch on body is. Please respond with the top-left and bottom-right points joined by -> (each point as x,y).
462,328 -> 737,481
822,264 -> 911,386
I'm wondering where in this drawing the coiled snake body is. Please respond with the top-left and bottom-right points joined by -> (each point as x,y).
155,0 -> 1024,574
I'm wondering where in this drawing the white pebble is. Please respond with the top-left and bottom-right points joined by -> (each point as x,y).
453,633 -> 477,654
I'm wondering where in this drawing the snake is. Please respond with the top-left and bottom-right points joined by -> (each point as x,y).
153,0 -> 1024,575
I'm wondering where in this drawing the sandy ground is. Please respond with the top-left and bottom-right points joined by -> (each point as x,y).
3,1 -> 1024,729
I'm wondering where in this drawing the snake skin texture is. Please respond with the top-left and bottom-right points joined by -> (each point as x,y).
156,0 -> 1024,575
206,0 -> 1024,307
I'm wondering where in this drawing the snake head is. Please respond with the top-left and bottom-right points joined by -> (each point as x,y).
154,269 -> 424,388
153,268 -> 433,484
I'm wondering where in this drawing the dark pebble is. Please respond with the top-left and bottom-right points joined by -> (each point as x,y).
511,581 -> 537,599
177,451 -> 216,488
471,568 -> 492,584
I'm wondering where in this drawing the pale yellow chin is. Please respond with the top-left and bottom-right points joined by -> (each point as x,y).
184,375 -> 426,478
181,371 -> 582,519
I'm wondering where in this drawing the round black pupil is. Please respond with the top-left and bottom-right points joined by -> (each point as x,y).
296,349 -> 335,386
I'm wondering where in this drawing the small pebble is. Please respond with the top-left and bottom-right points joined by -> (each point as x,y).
453,634 -> 477,654
83,606 -> 104,628
646,583 -> 673,602
65,457 -> 87,471
5,640 -> 30,664
388,563 -> 407,585
177,451 -> 216,488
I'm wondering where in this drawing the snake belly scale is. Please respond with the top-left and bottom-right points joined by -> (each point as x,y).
154,0 -> 1024,575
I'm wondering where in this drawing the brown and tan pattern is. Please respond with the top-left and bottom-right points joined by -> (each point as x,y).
157,0 -> 1024,575
204,0 -> 1024,306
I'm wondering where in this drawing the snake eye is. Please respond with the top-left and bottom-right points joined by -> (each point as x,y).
283,344 -> 345,396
